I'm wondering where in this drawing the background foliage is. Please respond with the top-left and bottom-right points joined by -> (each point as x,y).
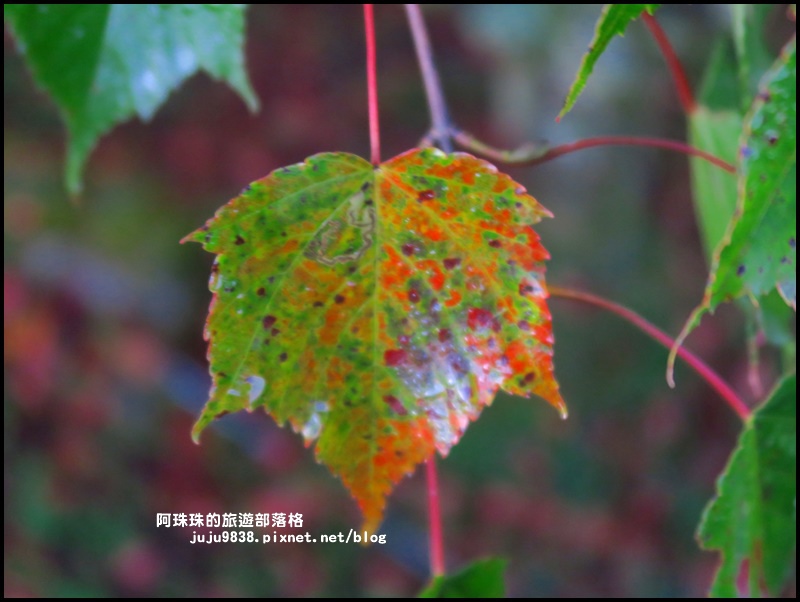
4,4 -> 795,597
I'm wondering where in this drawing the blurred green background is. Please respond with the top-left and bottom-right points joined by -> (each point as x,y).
4,5 -> 791,597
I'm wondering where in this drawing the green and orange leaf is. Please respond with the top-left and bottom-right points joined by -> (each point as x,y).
183,148 -> 565,532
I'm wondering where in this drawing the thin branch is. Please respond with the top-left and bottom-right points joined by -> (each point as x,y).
364,4 -> 381,165
426,457 -> 445,577
453,130 -> 736,173
641,13 -> 696,114
549,285 -> 750,421
405,4 -> 453,153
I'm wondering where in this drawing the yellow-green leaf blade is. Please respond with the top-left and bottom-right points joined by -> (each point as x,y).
184,148 -> 565,532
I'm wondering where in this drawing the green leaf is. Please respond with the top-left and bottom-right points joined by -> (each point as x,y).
183,148 -> 566,532
557,4 -> 660,120
672,38 -> 796,374
697,374 -> 796,597
688,107 -> 741,260
731,4 -> 780,112
419,558 -> 508,598
4,4 -> 258,194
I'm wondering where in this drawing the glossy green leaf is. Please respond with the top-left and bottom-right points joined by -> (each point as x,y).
697,374 -> 796,597
419,558 -> 508,598
4,4 -> 258,194
672,38 -> 796,374
183,148 -> 565,532
557,4 -> 660,120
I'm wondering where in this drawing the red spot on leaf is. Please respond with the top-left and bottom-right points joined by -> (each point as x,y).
488,239 -> 502,248
428,271 -> 445,291
408,289 -> 421,303
262,315 -> 277,329
256,287 -> 266,296
383,395 -> 407,415
417,189 -> 435,202
467,307 -> 495,331
401,243 -> 415,256
444,290 -> 462,307
438,329 -> 452,343
443,257 -> 461,270
384,349 -> 408,367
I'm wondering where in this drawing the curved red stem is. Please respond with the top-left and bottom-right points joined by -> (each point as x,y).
549,286 -> 750,421
363,4 -> 381,165
642,13 -> 696,114
526,136 -> 735,172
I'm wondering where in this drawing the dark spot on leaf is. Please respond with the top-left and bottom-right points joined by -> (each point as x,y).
519,283 -> 534,296
279,352 -> 288,362
402,243 -> 415,256
443,257 -> 461,270
216,411 -> 230,418
737,265 -> 746,276
223,285 -> 235,293
518,320 -> 530,331
523,372 -> 536,385
488,239 -> 502,248
281,231 -> 287,237
383,395 -> 407,415
408,289 -> 420,303
361,182 -> 370,192
257,287 -> 266,296
467,307 -> 499,332
313,301 -> 324,308
781,256 -> 789,264
365,199 -> 373,206
790,237 -> 796,248
263,315 -> 277,329
235,235 -> 245,245
271,328 -> 280,336
211,263 -> 219,274
351,326 -> 359,334
417,189 -> 436,202
384,349 -> 407,367
757,90 -> 771,102
515,202 -> 523,209
334,294 -> 345,304
438,329 -> 452,342
766,133 -> 778,145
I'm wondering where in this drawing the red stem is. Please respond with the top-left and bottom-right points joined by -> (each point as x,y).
426,457 -> 445,577
642,13 -> 696,114
363,4 -> 381,165
549,286 -> 750,421
525,136 -> 735,172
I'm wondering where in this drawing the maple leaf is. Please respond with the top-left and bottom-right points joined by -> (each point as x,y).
183,147 -> 565,532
